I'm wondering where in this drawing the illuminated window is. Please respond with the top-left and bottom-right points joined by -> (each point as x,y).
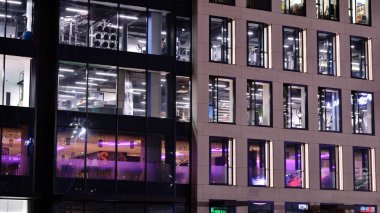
248,140 -> 271,187
0,199 -> 28,213
176,17 -> 191,62
318,32 -> 337,76
210,16 -> 235,64
0,0 -> 33,40
350,36 -> 370,79
316,0 -> 339,20
285,203 -> 309,213
355,205 -> 377,213
282,0 -> 306,16
353,147 -> 373,191
349,0 -> 371,25
176,140 -> 190,184
285,142 -> 306,188
209,137 -> 235,185
320,144 -> 340,189
283,27 -> 304,72
247,22 -> 269,68
209,76 -> 234,124
247,80 -> 271,126
176,76 -> 190,122
351,91 -> 373,134
283,84 -> 308,129
318,88 -> 341,132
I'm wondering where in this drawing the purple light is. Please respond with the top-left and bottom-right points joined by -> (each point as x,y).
98,141 -> 138,146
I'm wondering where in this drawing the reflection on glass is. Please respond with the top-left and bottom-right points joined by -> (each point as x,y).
147,71 -> 168,118
2,55 -> 32,107
353,147 -> 371,191
1,127 -> 32,176
56,127 -> 86,178
316,0 -> 339,20
119,5 -> 147,53
147,135 -> 171,182
318,88 -> 341,132
148,9 -> 169,55
209,77 -> 234,123
118,67 -> 146,116
117,134 -> 145,181
89,1 -> 118,50
351,36 -> 369,79
176,76 -> 190,122
59,0 -> 89,46
210,17 -> 233,64
247,22 -> 268,67
320,144 -> 337,189
2,0 -> 33,39
285,203 -> 309,213
210,137 -> 234,185
87,64 -> 117,114
318,32 -> 336,75
282,0 -> 306,16
350,0 -> 371,25
248,140 -> 269,186
283,27 -> 303,71
285,143 -> 304,188
247,0 -> 271,11
86,130 -> 116,180
247,81 -> 271,126
57,61 -> 87,111
351,91 -> 373,134
176,17 -> 191,62
176,140 -> 190,184
283,84 -> 307,129
249,202 -> 273,213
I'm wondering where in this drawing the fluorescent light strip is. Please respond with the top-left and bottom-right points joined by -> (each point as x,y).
88,77 -> 108,82
75,81 -> 98,86
0,0 -> 22,4
66,7 -> 88,14
96,72 -> 117,77
119,14 -> 138,20
0,14 -> 12,18
59,68 -> 75,72
138,40 -> 146,44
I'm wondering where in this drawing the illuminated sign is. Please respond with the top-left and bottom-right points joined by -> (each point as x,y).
210,207 -> 228,213
298,204 -> 309,210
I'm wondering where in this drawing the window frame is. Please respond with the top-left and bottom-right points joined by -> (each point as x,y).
246,0 -> 272,11
284,141 -> 306,189
352,146 -> 373,192
209,0 -> 235,6
317,31 -> 337,76
349,0 -> 371,26
247,139 -> 271,187
209,16 -> 234,64
209,76 -> 236,124
282,26 -> 304,72
317,87 -> 342,133
283,83 -> 308,130
319,144 -> 340,190
351,90 -> 375,135
316,0 -> 340,21
209,136 -> 235,186
247,80 -> 272,127
350,36 -> 370,80
246,21 -> 269,68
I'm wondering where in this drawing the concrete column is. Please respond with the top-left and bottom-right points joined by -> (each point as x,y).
148,12 -> 162,55
148,71 -> 162,117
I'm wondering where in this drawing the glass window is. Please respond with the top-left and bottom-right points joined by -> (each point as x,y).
147,70 -> 168,118
349,0 -> 371,25
176,17 -> 191,62
56,127 -> 86,178
176,140 -> 190,184
351,36 -> 370,79
283,27 -> 303,72
119,5 -> 147,53
1,0 -> 33,39
351,91 -> 373,134
285,203 -> 309,213
1,127 -> 33,176
320,144 -> 339,189
117,67 -> 146,116
247,22 -> 269,68
0,199 -> 28,213
249,202 -> 273,213
282,0 -> 306,16
176,76 -> 190,122
86,130 -> 116,180
353,147 -> 372,191
247,0 -> 271,11
318,88 -> 341,132
355,205 -> 377,213
247,80 -> 271,126
210,16 -> 234,64
320,204 -> 339,213
116,134 -> 145,181
209,76 -> 234,123
147,9 -> 169,56
87,64 -> 117,114
2,55 -> 32,107
283,84 -> 307,129
318,32 -> 336,76
89,1 -> 118,50
316,0 -> 339,20
59,0 -> 89,46
209,137 -> 234,185
248,140 -> 270,187
57,61 -> 87,112
146,135 -> 172,183
285,142 -> 305,188
209,0 -> 235,5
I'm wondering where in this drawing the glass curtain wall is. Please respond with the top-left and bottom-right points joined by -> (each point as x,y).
351,91 -> 373,134
247,22 -> 268,68
283,27 -> 303,72
318,88 -> 341,132
283,84 -> 307,129
176,17 -> 191,62
176,76 -> 190,122
209,76 -> 234,123
0,0 -> 33,39
318,32 -> 336,76
285,142 -> 305,188
247,80 -> 271,126
176,140 -> 190,184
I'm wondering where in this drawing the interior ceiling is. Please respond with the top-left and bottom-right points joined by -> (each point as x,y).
0,55 -> 30,81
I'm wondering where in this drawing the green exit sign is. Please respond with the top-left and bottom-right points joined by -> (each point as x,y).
210,207 -> 228,213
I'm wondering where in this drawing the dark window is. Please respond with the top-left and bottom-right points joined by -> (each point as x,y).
283,27 -> 303,72
210,16 -> 234,64
318,88 -> 341,132
248,140 -> 270,186
320,204 -> 339,213
285,142 -> 305,188
349,0 -> 371,25
350,36 -> 370,79
147,135 -> 172,183
283,84 -> 307,129
316,0 -> 339,20
354,205 -> 377,213
247,80 -> 271,126
209,76 -> 235,123
247,0 -> 271,11
209,0 -> 235,6
176,17 -> 191,62
176,76 -> 191,122
0,0 -> 33,39
353,147 -> 372,191
351,91 -> 373,134
282,0 -> 306,16
209,137 -> 234,185
317,32 -> 336,76
249,202 -> 273,213
285,202 -> 309,213
320,144 -> 339,189
247,22 -> 269,68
